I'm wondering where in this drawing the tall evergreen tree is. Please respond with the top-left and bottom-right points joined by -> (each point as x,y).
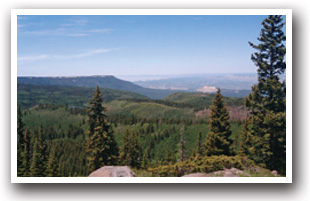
85,86 -> 119,173
17,106 -> 25,176
244,15 -> 286,174
204,89 -> 232,156
20,128 -> 31,176
141,147 -> 151,169
46,148 -> 60,177
85,122 -> 108,171
86,86 -> 107,134
119,129 -> 131,166
119,129 -> 142,169
30,128 -> 47,177
17,106 -> 25,144
240,119 -> 256,157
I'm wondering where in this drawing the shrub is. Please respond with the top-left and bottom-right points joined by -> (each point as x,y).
149,155 -> 255,177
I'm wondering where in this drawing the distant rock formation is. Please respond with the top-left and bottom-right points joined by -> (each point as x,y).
88,166 -> 136,177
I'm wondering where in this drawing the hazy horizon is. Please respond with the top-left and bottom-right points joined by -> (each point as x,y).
17,72 -> 258,81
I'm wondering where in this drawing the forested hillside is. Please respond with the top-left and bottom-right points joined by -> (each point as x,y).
18,84 -> 149,110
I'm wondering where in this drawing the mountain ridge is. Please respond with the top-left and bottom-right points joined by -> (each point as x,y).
17,75 -> 178,99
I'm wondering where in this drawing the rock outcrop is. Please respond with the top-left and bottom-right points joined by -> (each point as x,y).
88,166 -> 136,177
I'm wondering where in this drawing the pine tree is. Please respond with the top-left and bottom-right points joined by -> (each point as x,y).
204,89 -> 232,156
245,15 -> 286,174
20,128 -> 31,176
119,129 -> 131,166
85,122 -> 108,171
105,126 -> 119,165
119,129 -> 142,169
17,106 -> 25,176
141,147 -> 151,170
85,86 -> 119,173
30,128 -> 47,177
17,106 -> 25,144
240,119 -> 256,157
87,86 -> 107,134
46,149 -> 59,177
39,125 -> 49,169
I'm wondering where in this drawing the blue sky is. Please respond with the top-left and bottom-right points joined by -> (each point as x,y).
17,15 -> 285,77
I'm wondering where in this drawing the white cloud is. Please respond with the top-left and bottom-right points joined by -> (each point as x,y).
61,18 -> 89,27
23,30 -> 50,35
54,48 -> 118,59
66,33 -> 89,37
17,16 -> 28,20
18,48 -> 118,63
22,28 -> 112,37
86,29 -> 113,33
18,55 -> 49,62
17,24 -> 26,28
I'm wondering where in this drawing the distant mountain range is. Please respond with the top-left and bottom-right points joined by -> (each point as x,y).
17,75 -> 255,99
134,73 -> 286,96
133,74 -> 261,97
17,75 -> 178,99
134,74 -> 257,91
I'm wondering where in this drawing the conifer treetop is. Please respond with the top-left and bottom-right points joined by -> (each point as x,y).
249,15 -> 286,79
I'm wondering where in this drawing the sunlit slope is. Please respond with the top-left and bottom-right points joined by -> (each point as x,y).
106,100 -> 195,120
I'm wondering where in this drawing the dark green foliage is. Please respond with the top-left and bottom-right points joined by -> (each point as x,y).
164,144 -> 173,165
233,130 -> 241,155
86,86 -> 108,134
50,139 -> 87,177
46,149 -> 60,177
245,15 -> 286,174
17,106 -> 25,176
104,128 -> 119,165
149,155 -> 255,177
240,119 -> 256,157
18,83 -> 149,110
17,106 -> 25,144
85,86 -> 119,173
29,128 -> 48,177
163,92 -> 244,112
19,128 -> 31,176
195,132 -> 204,156
119,129 -> 143,169
85,124 -> 106,171
179,127 -> 186,162
141,147 -> 151,169
22,107 -> 86,139
204,89 -> 233,156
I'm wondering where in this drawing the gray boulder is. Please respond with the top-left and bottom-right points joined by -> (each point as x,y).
88,166 -> 136,177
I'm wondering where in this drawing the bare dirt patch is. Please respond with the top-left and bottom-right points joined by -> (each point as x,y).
195,106 -> 248,121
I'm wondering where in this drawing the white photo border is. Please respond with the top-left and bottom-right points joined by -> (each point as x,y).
11,8 -> 292,183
